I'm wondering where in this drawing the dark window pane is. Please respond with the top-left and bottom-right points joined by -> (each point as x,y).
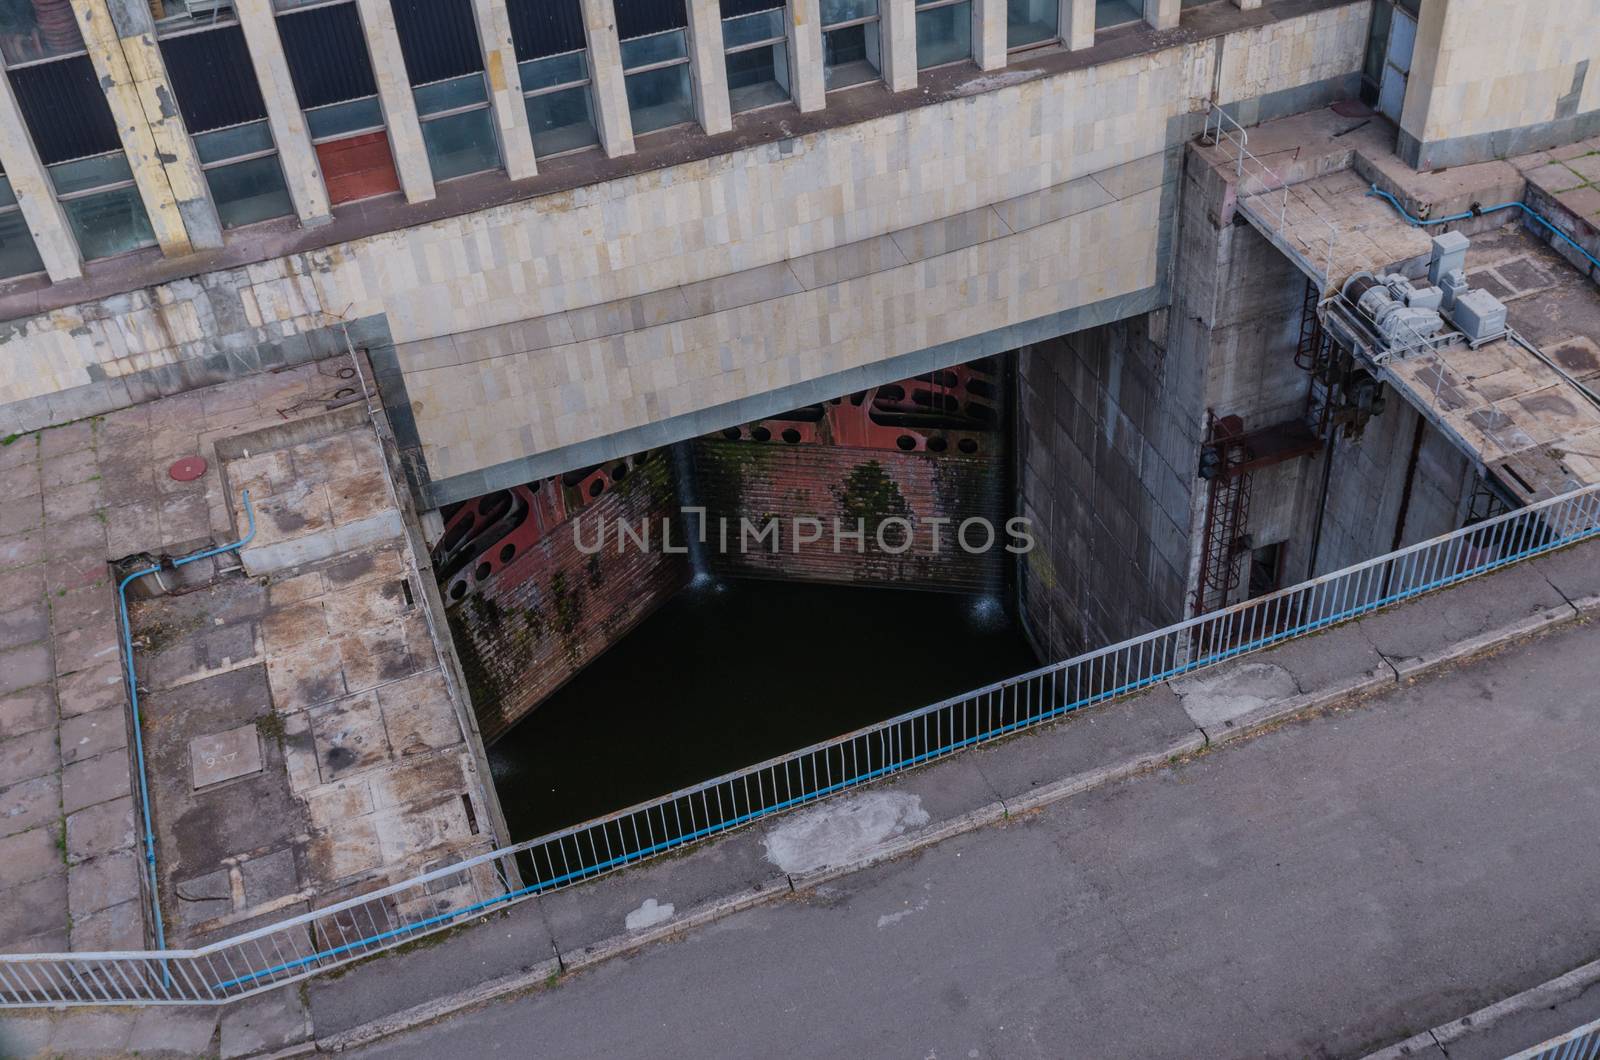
520,51 -> 588,92
0,0 -> 86,66
1095,0 -> 1140,28
414,73 -> 489,117
726,43 -> 789,112
0,208 -> 44,279
915,1 -> 970,68
306,97 -> 384,140
48,153 -> 134,196
821,0 -> 876,23
9,58 -> 121,165
723,8 -> 785,48
824,23 -> 880,89
206,155 -> 295,228
526,85 -> 599,155
615,0 -> 687,41
160,24 -> 269,134
62,186 -> 157,260
420,107 -> 501,180
1006,0 -> 1057,48
391,0 -> 484,86
720,0 -> 784,16
507,0 -> 586,61
193,121 -> 275,165
624,63 -> 693,134
278,1 -> 379,109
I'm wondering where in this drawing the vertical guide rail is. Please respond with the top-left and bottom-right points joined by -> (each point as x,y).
6,485 -> 1600,1007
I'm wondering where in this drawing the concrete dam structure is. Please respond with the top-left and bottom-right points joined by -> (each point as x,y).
2,2 -> 1600,1041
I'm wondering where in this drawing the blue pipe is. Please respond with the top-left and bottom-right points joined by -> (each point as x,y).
1367,182 -> 1600,275
117,491 -> 255,953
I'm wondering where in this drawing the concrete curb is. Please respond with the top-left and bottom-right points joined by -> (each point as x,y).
1385,604 -> 1579,679
1001,731 -> 1208,816
277,599 -> 1592,1056
315,880 -> 793,1053
1361,956 -> 1600,1060
1199,670 -> 1394,746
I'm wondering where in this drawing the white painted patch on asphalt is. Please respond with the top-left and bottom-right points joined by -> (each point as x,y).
876,896 -> 929,929
762,792 -> 930,874
625,898 -> 675,931
1169,661 -> 1299,729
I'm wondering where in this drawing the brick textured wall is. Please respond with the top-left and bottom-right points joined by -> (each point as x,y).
446,452 -> 689,742
693,439 -> 1008,593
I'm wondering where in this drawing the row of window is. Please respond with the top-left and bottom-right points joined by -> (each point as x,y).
0,0 -> 1154,283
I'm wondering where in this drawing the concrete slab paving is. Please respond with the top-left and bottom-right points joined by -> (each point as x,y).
542,823 -> 790,961
1173,621 -> 1395,739
340,615 -> 1600,1060
1531,541 -> 1600,613
305,889 -> 559,1038
218,989 -> 311,1059
39,1009 -> 135,1057
1355,561 -> 1575,675
966,684 -> 1197,800
126,1005 -> 222,1057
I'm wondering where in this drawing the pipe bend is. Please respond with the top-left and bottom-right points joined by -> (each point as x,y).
117,489 -> 255,954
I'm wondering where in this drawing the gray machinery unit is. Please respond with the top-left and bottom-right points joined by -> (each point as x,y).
1330,231 -> 1510,360
1341,271 -> 1447,352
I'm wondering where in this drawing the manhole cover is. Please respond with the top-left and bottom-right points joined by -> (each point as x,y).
169,455 -> 207,481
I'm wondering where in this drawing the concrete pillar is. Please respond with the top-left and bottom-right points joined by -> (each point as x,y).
579,0 -> 635,157
685,0 -> 732,134
972,0 -> 1006,71
1061,0 -> 1094,49
0,69 -> 80,280
353,0 -> 436,203
472,0 -> 538,179
1143,0 -> 1179,31
235,0 -> 332,225
71,0 -> 222,255
786,0 -> 827,113
879,0 -> 918,93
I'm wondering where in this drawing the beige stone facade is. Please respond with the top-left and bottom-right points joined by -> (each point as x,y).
0,1 -> 1370,505
1401,0 -> 1600,166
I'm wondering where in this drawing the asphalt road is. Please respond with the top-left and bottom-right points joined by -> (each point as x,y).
350,619 -> 1600,1060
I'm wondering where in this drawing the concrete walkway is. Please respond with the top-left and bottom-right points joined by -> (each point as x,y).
341,585 -> 1600,1059
4,536 -> 1600,1056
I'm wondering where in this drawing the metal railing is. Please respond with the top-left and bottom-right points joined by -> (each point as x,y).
5,483 -> 1600,1007
1203,101 -> 1339,288
1506,1016 -> 1600,1060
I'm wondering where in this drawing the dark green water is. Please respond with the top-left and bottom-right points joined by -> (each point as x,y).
487,577 -> 1038,841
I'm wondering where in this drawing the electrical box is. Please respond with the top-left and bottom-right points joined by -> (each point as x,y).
1451,289 -> 1508,344
1440,268 -> 1468,312
1429,231 -> 1469,286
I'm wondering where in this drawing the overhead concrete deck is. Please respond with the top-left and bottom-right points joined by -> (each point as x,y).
0,359 -> 501,956
1196,107 -> 1600,504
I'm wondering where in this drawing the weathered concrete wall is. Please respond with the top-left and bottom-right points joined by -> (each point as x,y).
1310,398 -> 1473,577
1017,313 -> 1197,658
1399,0 -> 1600,169
0,1 -> 1370,499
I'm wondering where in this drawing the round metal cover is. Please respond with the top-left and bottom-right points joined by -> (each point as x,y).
169,456 -> 207,482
